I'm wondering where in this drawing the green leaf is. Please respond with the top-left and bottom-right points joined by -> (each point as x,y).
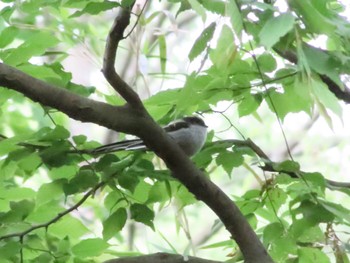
0,26 -> 19,48
50,215 -> 89,239
238,93 -> 262,117
216,151 -> 244,175
103,208 -> 127,240
104,190 -> 128,213
210,25 -> 236,71
0,187 -> 36,200
298,247 -> 330,263
303,45 -> 343,88
118,172 -> 140,193
310,77 -> 342,118
265,187 -> 287,213
36,180 -> 64,205
188,22 -> 216,61
49,165 -> 78,180
158,34 -> 167,74
72,135 -> 87,145
63,168 -> 98,195
146,181 -> 171,204
130,203 -> 154,229
263,222 -> 285,245
10,199 -> 35,219
36,126 -> 70,141
319,200 -> 350,224
72,238 -> 109,258
272,160 -> 300,172
200,0 -> 225,15
188,0 -> 206,22
259,13 -> 295,49
226,0 -> 243,39
0,241 -> 21,260
288,0 -> 336,35
70,1 -> 120,17
17,152 -> 42,172
257,53 -> 277,72
266,82 -> 313,120
3,31 -> 59,66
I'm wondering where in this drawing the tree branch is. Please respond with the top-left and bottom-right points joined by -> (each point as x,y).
104,253 -> 221,263
0,181 -> 105,241
102,2 -> 144,108
215,139 -> 350,189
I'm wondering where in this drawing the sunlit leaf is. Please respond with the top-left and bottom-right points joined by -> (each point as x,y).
259,13 -> 295,49
103,208 -> 127,240
72,238 -> 109,257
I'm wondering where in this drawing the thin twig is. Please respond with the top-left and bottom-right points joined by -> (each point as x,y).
0,181 -> 105,241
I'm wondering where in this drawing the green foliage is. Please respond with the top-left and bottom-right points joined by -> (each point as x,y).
0,0 -> 350,262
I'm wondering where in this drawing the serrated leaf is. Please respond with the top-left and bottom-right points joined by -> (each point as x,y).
188,0 -> 206,22
216,151 -> 244,175
36,180 -> 63,205
238,93 -> 262,117
50,215 -> 89,239
70,1 -> 120,18
257,53 -> 277,72
17,152 -> 42,172
311,78 -> 342,118
130,203 -> 154,229
72,238 -> 109,258
3,31 -> 59,66
188,22 -> 216,61
298,247 -> 330,263
146,181 -> 170,204
103,208 -> 127,240
259,13 -> 295,49
266,82 -> 312,120
37,126 -> 70,141
226,0 -> 243,39
266,187 -> 288,213
210,25 -> 236,70
72,135 -> 87,145
0,241 -> 21,260
118,172 -> 140,193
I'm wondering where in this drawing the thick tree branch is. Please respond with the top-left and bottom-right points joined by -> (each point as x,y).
104,253 -> 221,263
102,3 -> 144,108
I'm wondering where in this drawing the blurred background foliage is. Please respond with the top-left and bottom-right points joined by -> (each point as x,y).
0,0 -> 350,262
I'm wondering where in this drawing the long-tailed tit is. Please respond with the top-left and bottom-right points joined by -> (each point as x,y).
89,116 -> 207,156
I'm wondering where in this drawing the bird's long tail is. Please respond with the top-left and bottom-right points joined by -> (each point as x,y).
86,139 -> 146,155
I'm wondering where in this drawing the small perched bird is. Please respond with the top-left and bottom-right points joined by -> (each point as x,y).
89,116 -> 208,156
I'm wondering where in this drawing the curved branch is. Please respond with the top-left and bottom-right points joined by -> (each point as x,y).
104,253 -> 221,263
102,2 -> 144,108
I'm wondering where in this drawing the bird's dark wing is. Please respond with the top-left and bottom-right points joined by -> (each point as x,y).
163,120 -> 190,133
